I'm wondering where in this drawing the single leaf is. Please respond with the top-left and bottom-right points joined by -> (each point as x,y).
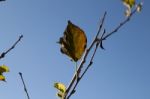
122,0 -> 135,8
0,65 -> 9,73
0,75 -> 5,81
54,82 -> 66,93
58,20 -> 87,62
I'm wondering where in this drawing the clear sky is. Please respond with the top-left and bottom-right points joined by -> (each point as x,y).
0,0 -> 149,99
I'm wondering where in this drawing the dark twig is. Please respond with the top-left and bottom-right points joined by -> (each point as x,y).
65,12 -> 107,99
0,0 -> 5,2
67,30 -> 106,99
80,30 -> 106,80
103,9 -> 137,40
19,72 -> 30,99
0,35 -> 23,59
65,6 -> 138,99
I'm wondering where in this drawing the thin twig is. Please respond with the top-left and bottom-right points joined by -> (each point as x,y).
67,30 -> 106,99
103,9 -> 137,40
66,7 -> 138,99
19,72 -> 30,99
80,30 -> 106,80
64,12 -> 107,99
0,35 -> 23,59
0,0 -> 5,2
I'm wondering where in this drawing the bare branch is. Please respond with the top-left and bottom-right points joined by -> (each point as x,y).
0,35 -> 23,59
64,5 -> 139,99
67,30 -> 106,99
103,9 -> 137,40
0,0 -> 5,2
80,30 -> 106,80
19,72 -> 31,99
65,12 -> 107,99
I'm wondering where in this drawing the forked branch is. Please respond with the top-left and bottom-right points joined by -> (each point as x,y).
65,12 -> 107,99
65,7 -> 138,99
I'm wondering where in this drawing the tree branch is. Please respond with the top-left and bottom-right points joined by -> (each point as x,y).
67,30 -> 106,99
65,5 -> 138,99
19,72 -> 30,99
0,0 -> 5,2
80,30 -> 106,80
64,12 -> 107,99
102,9 -> 137,40
0,35 -> 23,59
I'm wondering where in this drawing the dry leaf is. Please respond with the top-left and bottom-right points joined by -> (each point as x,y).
58,20 -> 87,62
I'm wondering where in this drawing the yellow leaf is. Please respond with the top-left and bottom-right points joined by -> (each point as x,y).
0,65 -> 9,73
0,75 -> 5,81
58,20 -> 87,62
54,82 -> 66,93
122,0 -> 135,8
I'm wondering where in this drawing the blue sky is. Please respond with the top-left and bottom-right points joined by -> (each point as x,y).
0,0 -> 149,99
